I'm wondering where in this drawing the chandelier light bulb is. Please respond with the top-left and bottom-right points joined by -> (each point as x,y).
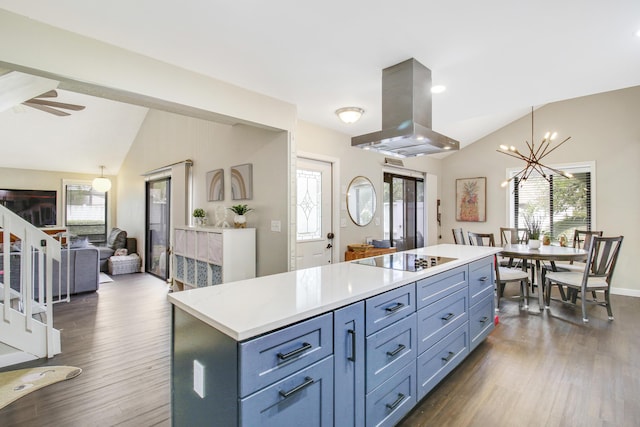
499,144 -> 509,150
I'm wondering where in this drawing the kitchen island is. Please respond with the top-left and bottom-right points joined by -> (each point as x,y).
169,244 -> 500,426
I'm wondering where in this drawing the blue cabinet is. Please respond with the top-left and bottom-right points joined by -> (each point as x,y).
334,302 -> 365,427
240,356 -> 334,427
171,255 -> 496,426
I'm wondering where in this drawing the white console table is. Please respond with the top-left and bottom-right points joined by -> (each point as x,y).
172,226 -> 256,291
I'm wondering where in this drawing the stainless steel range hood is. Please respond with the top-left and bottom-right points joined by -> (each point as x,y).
352,58 -> 459,157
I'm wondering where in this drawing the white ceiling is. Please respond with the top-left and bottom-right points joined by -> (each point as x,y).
1,1 -> 640,174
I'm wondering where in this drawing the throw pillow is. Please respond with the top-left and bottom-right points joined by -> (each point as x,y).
107,228 -> 127,250
114,248 -> 128,256
70,236 -> 89,249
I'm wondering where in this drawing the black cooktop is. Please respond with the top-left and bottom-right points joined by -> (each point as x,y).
353,253 -> 457,272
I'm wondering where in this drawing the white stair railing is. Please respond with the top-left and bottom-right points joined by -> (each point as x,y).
0,205 -> 62,359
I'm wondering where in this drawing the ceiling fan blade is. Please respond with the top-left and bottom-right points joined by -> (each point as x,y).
26,98 -> 85,111
35,90 -> 58,99
23,101 -> 71,116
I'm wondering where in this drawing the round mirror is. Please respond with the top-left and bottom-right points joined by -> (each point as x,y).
347,176 -> 377,226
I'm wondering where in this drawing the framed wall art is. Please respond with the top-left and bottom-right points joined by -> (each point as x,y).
230,163 -> 253,200
207,169 -> 224,201
455,177 -> 486,222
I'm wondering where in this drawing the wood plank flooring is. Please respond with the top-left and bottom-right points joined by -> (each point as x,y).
1,274 -> 639,426
0,273 -> 172,426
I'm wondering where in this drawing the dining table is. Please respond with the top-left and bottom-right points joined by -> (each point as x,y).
500,243 -> 588,311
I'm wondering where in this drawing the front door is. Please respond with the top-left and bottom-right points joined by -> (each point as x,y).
295,158 -> 333,269
145,177 -> 171,280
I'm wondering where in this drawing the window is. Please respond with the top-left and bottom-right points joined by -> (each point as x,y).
65,183 -> 107,243
296,168 -> 322,241
508,163 -> 594,240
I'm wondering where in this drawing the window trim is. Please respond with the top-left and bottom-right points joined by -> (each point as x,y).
505,161 -> 597,230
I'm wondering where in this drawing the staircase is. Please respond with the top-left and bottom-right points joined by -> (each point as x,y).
0,205 -> 62,368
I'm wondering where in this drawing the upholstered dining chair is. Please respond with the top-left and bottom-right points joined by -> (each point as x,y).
544,235 -> 623,322
544,229 -> 604,301
499,227 -> 536,289
452,228 -> 466,245
468,232 -> 531,310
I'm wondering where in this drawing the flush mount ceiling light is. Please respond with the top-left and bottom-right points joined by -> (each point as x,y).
430,85 -> 446,94
335,107 -> 364,124
497,107 -> 573,188
92,166 -> 112,192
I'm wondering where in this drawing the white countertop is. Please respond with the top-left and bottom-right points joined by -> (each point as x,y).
168,244 -> 500,341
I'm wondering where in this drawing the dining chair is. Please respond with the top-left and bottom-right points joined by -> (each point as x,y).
545,229 -> 603,301
544,235 -> 623,322
499,227 -> 529,245
468,232 -> 531,310
452,228 -> 466,245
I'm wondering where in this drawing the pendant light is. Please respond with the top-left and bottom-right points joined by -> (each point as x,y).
92,165 -> 112,192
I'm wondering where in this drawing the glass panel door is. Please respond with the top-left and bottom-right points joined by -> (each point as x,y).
146,177 -> 171,280
383,173 -> 424,251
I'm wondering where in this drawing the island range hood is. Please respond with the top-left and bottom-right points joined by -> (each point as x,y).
352,58 -> 459,157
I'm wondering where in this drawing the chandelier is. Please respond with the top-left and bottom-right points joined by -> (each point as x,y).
497,107 -> 573,187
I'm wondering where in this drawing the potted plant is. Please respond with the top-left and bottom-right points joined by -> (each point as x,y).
193,208 -> 206,226
524,215 -> 542,249
228,204 -> 253,228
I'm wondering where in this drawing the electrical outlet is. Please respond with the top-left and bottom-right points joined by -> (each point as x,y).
194,360 -> 205,398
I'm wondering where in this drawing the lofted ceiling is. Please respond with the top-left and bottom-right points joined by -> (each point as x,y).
0,1 -> 639,174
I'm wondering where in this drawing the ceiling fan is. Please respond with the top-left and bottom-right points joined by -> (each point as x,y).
21,90 -> 86,117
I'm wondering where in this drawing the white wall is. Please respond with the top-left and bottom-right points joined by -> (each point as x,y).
441,86 -> 640,295
118,110 -> 289,277
295,120 -> 443,260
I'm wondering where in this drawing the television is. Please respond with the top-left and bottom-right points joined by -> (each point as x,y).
0,189 -> 57,228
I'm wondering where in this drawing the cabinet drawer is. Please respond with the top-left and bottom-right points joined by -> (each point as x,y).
239,356 -> 334,427
239,313 -> 333,397
469,256 -> 494,306
470,293 -> 494,351
366,313 -> 416,393
365,360 -> 417,427
365,283 -> 415,335
416,265 -> 467,310
416,322 -> 469,400
417,287 -> 468,355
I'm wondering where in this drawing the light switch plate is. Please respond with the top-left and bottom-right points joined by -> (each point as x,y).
271,220 -> 281,232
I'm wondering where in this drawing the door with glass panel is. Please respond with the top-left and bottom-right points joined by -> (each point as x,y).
383,172 -> 424,251
146,177 -> 171,280
296,158 -> 333,269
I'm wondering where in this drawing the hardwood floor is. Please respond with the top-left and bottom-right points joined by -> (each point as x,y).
1,275 -> 638,426
0,273 -> 172,427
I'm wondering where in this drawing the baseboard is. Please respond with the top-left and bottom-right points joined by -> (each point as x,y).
611,287 -> 640,298
0,343 -> 37,368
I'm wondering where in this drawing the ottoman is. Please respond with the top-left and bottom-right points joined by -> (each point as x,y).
108,254 -> 141,275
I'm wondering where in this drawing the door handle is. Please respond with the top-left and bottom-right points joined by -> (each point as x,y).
327,232 -> 335,239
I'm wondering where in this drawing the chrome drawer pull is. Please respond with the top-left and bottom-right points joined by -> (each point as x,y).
385,302 -> 404,313
478,276 -> 489,282
385,393 -> 405,410
441,313 -> 454,321
386,344 -> 406,357
347,329 -> 357,362
279,376 -> 314,399
277,342 -> 312,361
441,351 -> 455,363
479,316 -> 489,324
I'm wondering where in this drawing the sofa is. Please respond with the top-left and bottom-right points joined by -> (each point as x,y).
0,246 -> 100,298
